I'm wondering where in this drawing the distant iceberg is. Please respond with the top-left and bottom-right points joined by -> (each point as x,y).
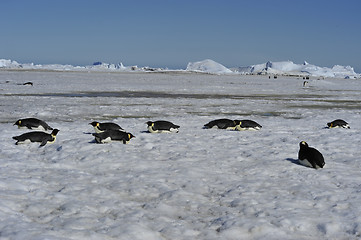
0,58 -> 359,79
235,60 -> 359,79
186,59 -> 233,74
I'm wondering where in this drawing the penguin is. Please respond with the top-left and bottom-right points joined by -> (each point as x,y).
146,120 -> 180,133
92,130 -> 135,144
203,119 -> 237,130
327,119 -> 350,129
89,121 -> 124,133
13,129 -> 59,147
14,118 -> 53,131
234,120 -> 262,131
298,141 -> 325,169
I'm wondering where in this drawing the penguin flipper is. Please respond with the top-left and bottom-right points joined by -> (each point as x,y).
39,140 -> 48,147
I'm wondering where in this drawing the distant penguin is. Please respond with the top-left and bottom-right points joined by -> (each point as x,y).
13,129 -> 59,147
303,81 -> 309,87
92,130 -> 135,144
203,119 -> 237,130
327,119 -> 350,129
234,120 -> 262,131
89,121 -> 124,133
14,118 -> 53,131
298,141 -> 325,169
146,120 -> 180,133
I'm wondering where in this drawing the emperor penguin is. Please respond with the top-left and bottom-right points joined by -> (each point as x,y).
146,120 -> 180,133
234,120 -> 262,131
13,129 -> 60,147
327,119 -> 350,129
89,121 -> 124,133
14,118 -> 53,131
203,119 -> 237,130
92,130 -> 135,144
298,141 -> 325,169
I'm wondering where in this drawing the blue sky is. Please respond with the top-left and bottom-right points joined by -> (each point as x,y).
1,0 -> 361,71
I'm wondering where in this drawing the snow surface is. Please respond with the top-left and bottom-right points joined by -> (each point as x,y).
1,58 -> 359,79
1,70 -> 361,239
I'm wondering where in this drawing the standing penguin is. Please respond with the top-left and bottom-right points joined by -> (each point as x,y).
14,118 -> 53,131
298,141 -> 325,169
13,129 -> 60,147
146,120 -> 180,133
234,120 -> 262,131
92,130 -> 135,144
203,119 -> 237,130
89,121 -> 124,133
327,119 -> 350,129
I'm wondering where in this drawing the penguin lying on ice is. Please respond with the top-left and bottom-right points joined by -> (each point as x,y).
13,129 -> 60,147
93,130 -> 135,144
146,120 -> 180,133
14,118 -> 53,131
327,119 -> 350,129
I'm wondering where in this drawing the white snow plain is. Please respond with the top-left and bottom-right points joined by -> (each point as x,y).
0,70 -> 361,240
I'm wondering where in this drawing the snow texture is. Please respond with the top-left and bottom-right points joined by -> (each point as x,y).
0,70 -> 361,239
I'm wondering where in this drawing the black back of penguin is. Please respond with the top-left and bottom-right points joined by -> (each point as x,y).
14,118 -> 53,131
298,141 -> 325,169
204,119 -> 236,129
89,121 -> 124,133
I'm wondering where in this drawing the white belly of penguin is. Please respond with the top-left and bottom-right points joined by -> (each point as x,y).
17,139 -> 32,144
236,126 -> 260,131
18,125 -> 47,131
100,136 -> 112,143
94,127 -> 104,133
298,158 -> 322,169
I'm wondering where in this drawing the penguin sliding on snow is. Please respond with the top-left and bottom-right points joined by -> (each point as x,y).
92,130 -> 135,144
13,129 -> 60,147
89,121 -> 124,133
14,118 -> 53,131
234,120 -> 262,131
298,141 -> 325,169
203,119 -> 237,130
146,120 -> 180,133
327,119 -> 350,129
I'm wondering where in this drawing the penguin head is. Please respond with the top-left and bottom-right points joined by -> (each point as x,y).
300,141 -> 309,148
327,122 -> 333,128
146,121 -> 154,127
89,121 -> 100,127
128,133 -> 135,140
14,120 -> 21,126
234,120 -> 241,126
51,129 -> 60,136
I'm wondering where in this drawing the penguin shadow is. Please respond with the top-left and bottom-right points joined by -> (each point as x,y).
285,158 -> 303,167
83,131 -> 93,135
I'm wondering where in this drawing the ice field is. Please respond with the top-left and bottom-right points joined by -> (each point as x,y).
0,70 -> 361,239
